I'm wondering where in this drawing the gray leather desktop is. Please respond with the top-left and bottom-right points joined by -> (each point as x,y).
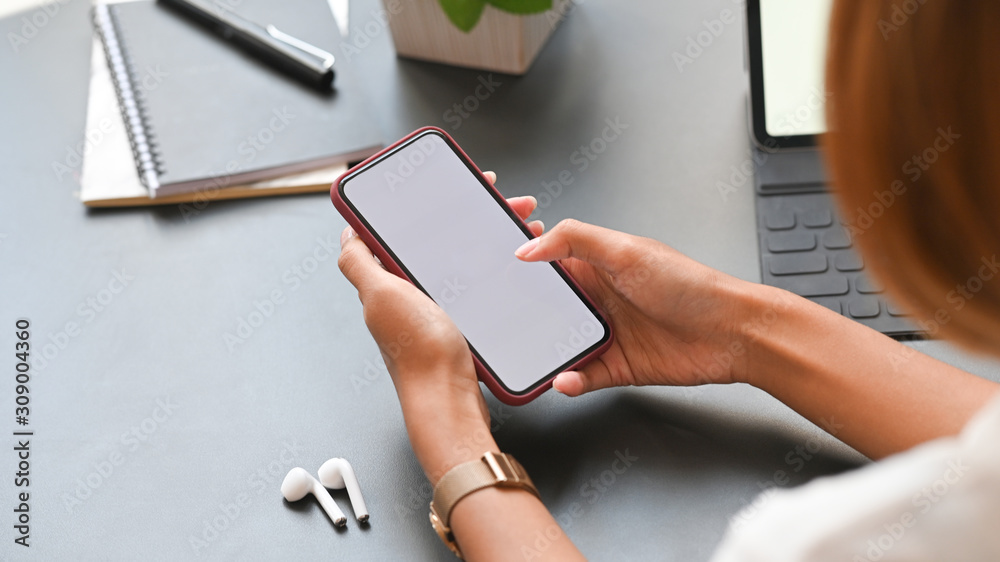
2,1 -> 998,560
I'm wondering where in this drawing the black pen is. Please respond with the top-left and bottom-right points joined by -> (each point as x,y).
157,0 -> 335,90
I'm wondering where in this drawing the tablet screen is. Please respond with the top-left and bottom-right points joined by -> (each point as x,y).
760,0 -> 833,138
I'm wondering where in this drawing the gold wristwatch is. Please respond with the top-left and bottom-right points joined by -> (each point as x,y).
429,451 -> 539,559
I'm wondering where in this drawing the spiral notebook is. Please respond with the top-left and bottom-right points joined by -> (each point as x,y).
89,0 -> 381,200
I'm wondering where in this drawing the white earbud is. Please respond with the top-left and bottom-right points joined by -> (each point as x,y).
318,458 -> 369,523
281,467 -> 347,527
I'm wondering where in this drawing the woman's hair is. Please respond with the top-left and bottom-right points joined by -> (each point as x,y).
825,1 -> 1000,352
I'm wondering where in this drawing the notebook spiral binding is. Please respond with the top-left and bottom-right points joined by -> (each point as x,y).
93,3 -> 163,192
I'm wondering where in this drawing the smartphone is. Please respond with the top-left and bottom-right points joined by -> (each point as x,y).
331,127 -> 612,405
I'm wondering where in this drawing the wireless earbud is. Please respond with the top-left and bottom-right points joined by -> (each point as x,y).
318,458 -> 369,523
281,467 -> 347,527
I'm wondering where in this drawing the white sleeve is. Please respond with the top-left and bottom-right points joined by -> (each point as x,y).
710,395 -> 1000,562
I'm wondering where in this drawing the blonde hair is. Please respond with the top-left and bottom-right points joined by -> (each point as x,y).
824,0 -> 1000,352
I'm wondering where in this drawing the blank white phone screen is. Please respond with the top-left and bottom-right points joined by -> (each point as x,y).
342,132 -> 606,393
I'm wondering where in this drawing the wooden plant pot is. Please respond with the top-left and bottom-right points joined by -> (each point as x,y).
384,0 -> 571,75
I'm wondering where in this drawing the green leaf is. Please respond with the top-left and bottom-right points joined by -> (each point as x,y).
485,0 -> 552,15
438,0 -> 488,32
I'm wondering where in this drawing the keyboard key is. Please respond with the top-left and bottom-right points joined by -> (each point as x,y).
771,274 -> 850,297
767,232 -> 817,253
822,227 -> 852,249
834,252 -> 864,272
765,210 -> 796,230
848,297 -> 881,318
800,209 -> 834,228
767,254 -> 828,275
886,301 -> 910,317
810,297 -> 842,314
856,275 -> 884,294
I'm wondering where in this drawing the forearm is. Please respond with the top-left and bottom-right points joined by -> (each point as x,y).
400,393 -> 583,561
450,486 -> 583,561
739,285 -> 999,459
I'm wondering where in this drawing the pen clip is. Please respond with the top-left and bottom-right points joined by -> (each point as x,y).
209,0 -> 335,70
266,25 -> 335,69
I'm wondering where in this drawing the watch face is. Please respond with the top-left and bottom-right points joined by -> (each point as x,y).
429,510 -> 462,557
429,510 -> 444,535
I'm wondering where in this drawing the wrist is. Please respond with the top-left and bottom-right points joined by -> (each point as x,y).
397,378 -> 497,485
735,284 -> 818,390
409,408 -> 498,485
707,276 -> 780,385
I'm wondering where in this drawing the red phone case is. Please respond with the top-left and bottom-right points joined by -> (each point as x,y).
331,126 -> 613,405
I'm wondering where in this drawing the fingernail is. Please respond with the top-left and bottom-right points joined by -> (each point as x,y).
531,220 -> 544,231
515,237 -> 540,258
340,226 -> 356,247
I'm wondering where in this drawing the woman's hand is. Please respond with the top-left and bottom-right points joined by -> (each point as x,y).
337,172 -> 544,482
515,218 -> 767,396
338,178 -> 588,560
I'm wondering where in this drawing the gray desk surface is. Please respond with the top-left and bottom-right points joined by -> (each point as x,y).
2,0 -> 999,560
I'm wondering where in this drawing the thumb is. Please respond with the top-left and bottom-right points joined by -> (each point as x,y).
552,357 -> 616,396
337,226 -> 392,300
514,219 -> 634,276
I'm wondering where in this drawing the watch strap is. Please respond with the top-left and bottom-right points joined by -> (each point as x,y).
429,452 -> 539,558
